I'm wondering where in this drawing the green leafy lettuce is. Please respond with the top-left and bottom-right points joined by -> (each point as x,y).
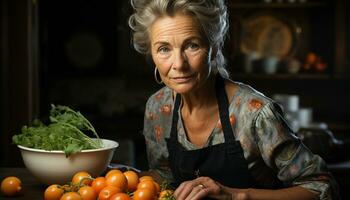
12,104 -> 102,157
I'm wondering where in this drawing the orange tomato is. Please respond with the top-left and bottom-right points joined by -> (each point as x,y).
153,181 -> 160,195
110,192 -> 131,200
98,185 -> 122,200
137,180 -> 156,196
106,172 -> 128,191
305,52 -> 317,65
133,188 -> 156,200
105,169 -> 123,179
60,192 -> 82,200
0,176 -> 22,197
91,176 -> 107,194
77,186 -> 97,200
44,184 -> 64,200
123,170 -> 139,192
139,176 -> 154,182
72,171 -> 93,186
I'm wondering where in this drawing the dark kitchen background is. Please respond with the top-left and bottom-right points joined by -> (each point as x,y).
1,0 -> 350,197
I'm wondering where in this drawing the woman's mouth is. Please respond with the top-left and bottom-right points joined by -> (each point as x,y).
171,75 -> 194,83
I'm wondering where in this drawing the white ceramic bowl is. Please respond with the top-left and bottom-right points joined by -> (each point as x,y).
18,139 -> 118,185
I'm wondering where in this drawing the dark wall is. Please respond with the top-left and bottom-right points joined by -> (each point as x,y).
0,0 -> 39,167
38,0 -> 159,139
1,0 -> 350,168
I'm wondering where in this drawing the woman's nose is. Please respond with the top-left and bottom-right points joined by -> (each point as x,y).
172,50 -> 187,70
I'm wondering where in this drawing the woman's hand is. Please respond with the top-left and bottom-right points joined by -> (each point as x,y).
173,176 -> 249,200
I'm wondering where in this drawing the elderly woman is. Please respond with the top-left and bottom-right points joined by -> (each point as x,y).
129,0 -> 339,199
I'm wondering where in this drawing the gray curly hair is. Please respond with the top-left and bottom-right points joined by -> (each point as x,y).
128,0 -> 229,78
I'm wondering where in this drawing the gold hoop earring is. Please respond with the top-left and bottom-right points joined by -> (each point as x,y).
154,67 -> 163,84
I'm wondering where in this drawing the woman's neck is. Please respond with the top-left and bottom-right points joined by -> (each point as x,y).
180,75 -> 217,114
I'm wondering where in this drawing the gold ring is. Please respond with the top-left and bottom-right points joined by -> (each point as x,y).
198,184 -> 205,189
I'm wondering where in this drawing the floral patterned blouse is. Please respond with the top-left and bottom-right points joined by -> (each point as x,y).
142,81 -> 339,200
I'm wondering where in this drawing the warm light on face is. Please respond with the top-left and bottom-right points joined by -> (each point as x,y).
150,14 -> 212,94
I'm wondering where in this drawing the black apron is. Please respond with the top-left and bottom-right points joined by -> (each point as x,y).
165,76 -> 256,188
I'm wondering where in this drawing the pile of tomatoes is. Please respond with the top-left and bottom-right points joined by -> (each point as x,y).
44,169 -> 174,200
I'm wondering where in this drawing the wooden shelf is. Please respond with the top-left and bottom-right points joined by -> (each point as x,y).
229,2 -> 327,9
231,73 -> 332,80
231,73 -> 350,81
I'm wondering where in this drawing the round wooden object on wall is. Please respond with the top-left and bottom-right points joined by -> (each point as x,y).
240,14 -> 297,59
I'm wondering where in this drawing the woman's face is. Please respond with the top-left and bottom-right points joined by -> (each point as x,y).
150,14 -> 212,94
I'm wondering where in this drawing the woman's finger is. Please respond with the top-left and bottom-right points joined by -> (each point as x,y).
186,185 -> 209,200
183,184 -> 208,200
174,182 -> 185,198
175,181 -> 197,200
175,177 -> 220,200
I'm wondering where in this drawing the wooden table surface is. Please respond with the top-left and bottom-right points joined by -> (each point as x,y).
1,162 -> 350,199
0,168 -> 46,199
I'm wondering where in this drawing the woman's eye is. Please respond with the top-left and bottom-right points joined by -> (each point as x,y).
158,46 -> 170,53
186,42 -> 200,51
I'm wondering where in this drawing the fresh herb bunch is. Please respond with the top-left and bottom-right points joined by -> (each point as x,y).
12,104 -> 102,156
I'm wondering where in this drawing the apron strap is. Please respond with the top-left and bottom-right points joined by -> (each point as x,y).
170,93 -> 181,140
215,75 -> 236,143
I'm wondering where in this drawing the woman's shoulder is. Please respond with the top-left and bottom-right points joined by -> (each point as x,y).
147,86 -> 173,103
226,79 -> 274,111
145,86 -> 174,116
143,86 -> 174,142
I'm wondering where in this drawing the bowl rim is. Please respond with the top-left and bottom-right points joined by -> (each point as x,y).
17,138 -> 119,153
